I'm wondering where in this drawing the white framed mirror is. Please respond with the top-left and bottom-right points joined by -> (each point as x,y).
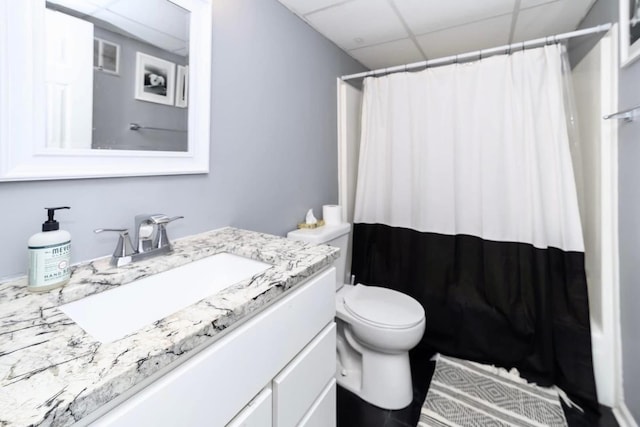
0,0 -> 211,181
620,0 -> 640,66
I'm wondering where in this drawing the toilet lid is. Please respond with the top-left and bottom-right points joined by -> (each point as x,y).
343,284 -> 425,329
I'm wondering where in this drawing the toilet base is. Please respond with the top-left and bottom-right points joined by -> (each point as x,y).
336,325 -> 414,410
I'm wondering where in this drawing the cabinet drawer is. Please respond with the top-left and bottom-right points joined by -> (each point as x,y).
299,379 -> 336,427
227,387 -> 272,427
273,323 -> 336,427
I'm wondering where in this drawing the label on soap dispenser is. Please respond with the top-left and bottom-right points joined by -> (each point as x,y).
28,241 -> 71,290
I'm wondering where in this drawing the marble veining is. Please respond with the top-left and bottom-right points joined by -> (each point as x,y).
0,227 -> 339,426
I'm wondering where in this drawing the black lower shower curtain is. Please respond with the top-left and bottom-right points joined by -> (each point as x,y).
350,45 -> 598,410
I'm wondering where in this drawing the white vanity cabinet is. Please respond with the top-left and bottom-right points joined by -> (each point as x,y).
272,323 -> 336,427
227,387 -> 273,427
88,267 -> 337,427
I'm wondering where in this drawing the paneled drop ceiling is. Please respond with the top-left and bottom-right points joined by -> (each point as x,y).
277,0 -> 597,69
47,0 -> 189,56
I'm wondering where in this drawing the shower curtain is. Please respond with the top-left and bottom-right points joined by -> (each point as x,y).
351,44 -> 598,409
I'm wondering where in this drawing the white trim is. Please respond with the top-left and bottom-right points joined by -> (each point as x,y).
337,79 -> 363,225
175,65 -> 189,108
610,25 -> 635,427
337,79 -> 348,223
596,26 -> 623,408
619,0 -> 640,67
604,26 -> 624,411
0,0 -> 212,181
570,25 -> 622,408
614,403 -> 639,427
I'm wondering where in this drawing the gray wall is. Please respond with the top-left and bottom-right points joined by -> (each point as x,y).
0,0 -> 365,278
617,14 -> 640,421
570,0 -> 640,419
92,27 -> 188,152
567,0 -> 616,67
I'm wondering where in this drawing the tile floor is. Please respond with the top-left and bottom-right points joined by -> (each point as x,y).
337,349 -> 620,427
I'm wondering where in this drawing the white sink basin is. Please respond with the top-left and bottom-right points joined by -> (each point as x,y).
60,253 -> 271,343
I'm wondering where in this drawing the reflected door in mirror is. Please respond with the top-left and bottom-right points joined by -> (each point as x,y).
45,9 -> 93,149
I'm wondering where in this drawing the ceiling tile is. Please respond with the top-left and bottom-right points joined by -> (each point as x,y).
172,47 -> 188,56
348,38 -> 424,69
416,14 -> 512,60
520,0 -> 560,9
106,0 -> 189,41
277,0 -> 347,16
92,9 -> 187,53
512,0 -> 594,43
47,0 -> 102,16
305,0 -> 408,50
277,0 -> 595,68
90,0 -> 120,6
47,0 -> 188,54
48,0 -> 118,12
392,0 -> 516,35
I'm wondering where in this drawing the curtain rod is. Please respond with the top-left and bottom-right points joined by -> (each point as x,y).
341,23 -> 612,81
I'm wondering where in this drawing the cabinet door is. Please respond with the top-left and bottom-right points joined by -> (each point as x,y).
273,323 -> 336,427
227,387 -> 272,427
299,379 -> 336,427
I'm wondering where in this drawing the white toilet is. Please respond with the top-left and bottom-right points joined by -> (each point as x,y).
288,223 -> 426,410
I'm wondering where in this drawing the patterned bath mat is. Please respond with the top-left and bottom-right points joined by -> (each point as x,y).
419,354 -> 568,427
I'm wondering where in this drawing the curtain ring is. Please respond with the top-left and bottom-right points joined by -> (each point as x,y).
454,54 -> 458,64
479,49 -> 483,60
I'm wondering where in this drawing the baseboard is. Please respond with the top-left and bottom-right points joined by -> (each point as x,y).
614,402 -> 639,427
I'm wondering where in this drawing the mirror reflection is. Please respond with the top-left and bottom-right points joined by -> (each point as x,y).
630,0 -> 640,45
45,0 -> 189,152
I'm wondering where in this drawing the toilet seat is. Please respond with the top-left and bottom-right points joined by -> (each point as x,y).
342,284 -> 424,330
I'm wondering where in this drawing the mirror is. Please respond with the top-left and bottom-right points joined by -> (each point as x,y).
45,0 -> 189,152
621,0 -> 640,66
0,0 -> 211,180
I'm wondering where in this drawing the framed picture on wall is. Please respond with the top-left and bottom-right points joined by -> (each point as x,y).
175,65 -> 189,108
621,0 -> 640,66
134,52 -> 175,105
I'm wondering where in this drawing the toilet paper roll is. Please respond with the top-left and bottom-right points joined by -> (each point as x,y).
323,205 -> 343,225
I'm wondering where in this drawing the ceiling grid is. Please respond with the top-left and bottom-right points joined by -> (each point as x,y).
278,0 -> 596,68
507,0 -> 522,44
386,0 -> 428,61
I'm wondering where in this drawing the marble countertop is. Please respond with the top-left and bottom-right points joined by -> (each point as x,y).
0,227 -> 339,426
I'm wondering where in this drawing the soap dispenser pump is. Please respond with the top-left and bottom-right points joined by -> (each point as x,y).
28,207 -> 72,292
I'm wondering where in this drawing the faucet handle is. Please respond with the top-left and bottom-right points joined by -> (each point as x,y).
150,215 -> 184,225
94,228 -> 136,266
150,215 -> 183,249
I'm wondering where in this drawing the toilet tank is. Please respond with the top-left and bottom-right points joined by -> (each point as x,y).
287,223 -> 351,289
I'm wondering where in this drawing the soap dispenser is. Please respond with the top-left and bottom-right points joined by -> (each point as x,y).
28,207 -> 72,292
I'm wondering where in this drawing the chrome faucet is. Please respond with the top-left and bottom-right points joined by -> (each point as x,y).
95,214 -> 183,267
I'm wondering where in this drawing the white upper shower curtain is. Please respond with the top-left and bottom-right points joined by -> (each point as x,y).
351,44 -> 598,410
